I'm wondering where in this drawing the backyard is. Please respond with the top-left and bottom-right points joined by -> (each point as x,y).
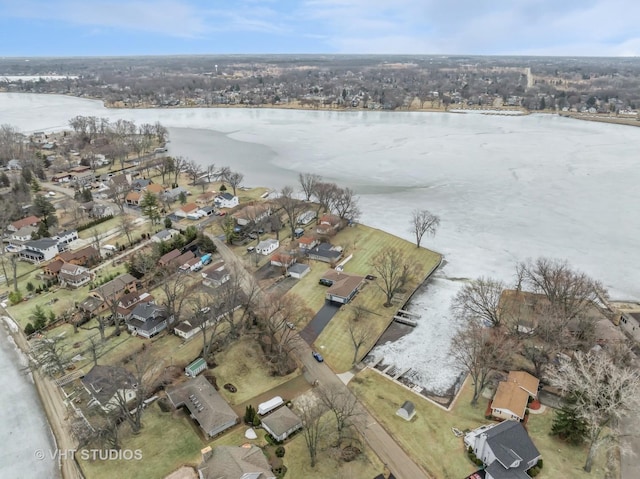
349,369 -> 606,479
287,224 -> 442,373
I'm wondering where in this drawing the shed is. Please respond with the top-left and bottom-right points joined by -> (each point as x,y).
288,263 -> 310,279
186,358 -> 207,378
261,406 -> 303,442
396,400 -> 416,421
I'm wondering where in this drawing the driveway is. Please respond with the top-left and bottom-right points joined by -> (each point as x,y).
299,302 -> 341,344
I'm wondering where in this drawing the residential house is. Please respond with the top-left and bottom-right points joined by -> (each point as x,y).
11,225 -> 37,243
174,202 -> 199,218
158,249 -> 182,267
396,401 -> 416,421
19,238 -> 60,264
261,406 -> 303,442
89,204 -> 114,219
297,210 -> 317,225
116,291 -> 153,320
180,256 -> 202,272
233,203 -> 271,227
172,251 -> 196,269
130,178 -> 152,191
57,245 -> 100,267
151,229 -> 180,243
306,242 -> 343,263
320,269 -> 365,304
108,173 -> 131,191
288,263 -> 310,279
51,173 -> 72,183
81,365 -> 137,412
41,259 -> 65,279
72,171 -> 94,187
464,421 -> 541,479
145,183 -> 165,195
8,215 -> 40,233
79,273 -> 137,315
270,252 -> 295,268
316,214 -> 341,235
58,263 -> 93,288
196,191 -> 216,204
52,229 -> 79,248
201,262 -> 230,288
174,301 -> 241,340
199,205 -> 215,217
256,239 -> 279,256
491,371 -> 539,421
197,445 -> 275,479
162,186 -> 190,203
166,375 -> 239,437
126,301 -> 172,338
125,191 -> 142,206
298,235 -> 319,250
214,192 -> 239,209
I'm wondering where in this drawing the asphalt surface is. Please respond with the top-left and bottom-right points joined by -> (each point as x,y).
209,234 -> 431,479
299,301 -> 342,343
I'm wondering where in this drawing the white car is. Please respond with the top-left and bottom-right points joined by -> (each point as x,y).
47,191 -> 56,197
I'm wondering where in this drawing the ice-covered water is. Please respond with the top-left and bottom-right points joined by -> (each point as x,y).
1,93 -> 639,395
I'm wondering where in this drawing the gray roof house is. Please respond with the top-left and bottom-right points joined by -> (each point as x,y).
18,238 -> 60,263
261,406 -> 303,442
167,375 -> 239,437
126,301 -> 172,339
464,421 -> 541,479
151,228 -> 180,243
162,186 -> 190,202
58,263 -> 93,288
198,445 -> 275,479
306,242 -> 343,263
81,365 -> 137,412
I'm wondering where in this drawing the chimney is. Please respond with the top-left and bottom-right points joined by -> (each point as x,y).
201,446 -> 213,461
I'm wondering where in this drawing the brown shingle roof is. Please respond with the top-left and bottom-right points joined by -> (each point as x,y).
10,215 -> 40,230
145,183 -> 165,194
322,269 -> 365,300
180,202 -> 198,213
507,371 -> 539,398
492,381 -> 529,420
159,249 -> 182,266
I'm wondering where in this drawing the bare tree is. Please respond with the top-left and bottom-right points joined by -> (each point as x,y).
119,214 -> 136,247
256,292 -> 306,376
226,171 -> 244,196
347,306 -> 372,366
370,247 -> 416,307
317,385 -> 361,446
450,277 -> 506,328
91,227 -> 101,252
185,159 -> 203,186
111,182 -> 130,214
516,257 -> 607,324
30,334 -> 71,377
450,319 -> 514,406
299,172 -> 321,201
547,351 -> 640,472
409,209 -> 440,248
312,181 -> 340,219
159,270 -> 192,332
277,186 -> 306,239
297,397 -> 328,468
154,156 -> 173,185
171,156 -> 187,186
205,163 -> 217,183
332,186 -> 360,221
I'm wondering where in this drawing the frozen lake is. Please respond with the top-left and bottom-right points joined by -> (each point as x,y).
1,93 -> 639,394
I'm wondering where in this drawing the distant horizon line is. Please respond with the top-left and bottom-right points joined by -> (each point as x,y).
1,53 -> 639,60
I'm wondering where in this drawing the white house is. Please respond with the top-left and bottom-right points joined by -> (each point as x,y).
297,210 -> 317,225
214,193 -> 239,209
11,225 -> 37,243
256,238 -> 279,256
464,421 -> 541,479
174,202 -> 199,218
81,365 -> 137,413
19,238 -> 60,264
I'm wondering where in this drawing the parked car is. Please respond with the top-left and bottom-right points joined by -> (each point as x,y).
318,278 -> 333,286
247,246 -> 255,253
312,351 -> 324,362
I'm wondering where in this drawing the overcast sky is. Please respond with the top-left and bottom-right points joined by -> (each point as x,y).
1,0 -> 639,57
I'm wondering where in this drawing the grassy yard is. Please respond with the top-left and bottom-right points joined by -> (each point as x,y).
350,369 -> 605,479
78,216 -> 121,239
289,224 -> 442,373
212,338 -> 299,405
77,403 -> 202,479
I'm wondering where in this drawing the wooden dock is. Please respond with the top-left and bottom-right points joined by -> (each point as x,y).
393,315 -> 417,327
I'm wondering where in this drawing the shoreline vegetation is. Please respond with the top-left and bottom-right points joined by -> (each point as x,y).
98,96 -> 640,128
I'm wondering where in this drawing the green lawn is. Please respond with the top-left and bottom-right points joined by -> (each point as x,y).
77,403 -> 202,479
350,369 -> 605,479
289,224 -> 442,372
78,216 -> 121,239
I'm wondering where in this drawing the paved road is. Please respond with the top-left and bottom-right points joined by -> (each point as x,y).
210,235 -> 431,479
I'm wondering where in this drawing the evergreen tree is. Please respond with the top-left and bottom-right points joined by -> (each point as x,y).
551,394 -> 589,445
32,194 -> 58,229
140,191 -> 161,224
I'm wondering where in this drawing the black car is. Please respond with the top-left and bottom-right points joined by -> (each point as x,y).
319,278 -> 333,286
